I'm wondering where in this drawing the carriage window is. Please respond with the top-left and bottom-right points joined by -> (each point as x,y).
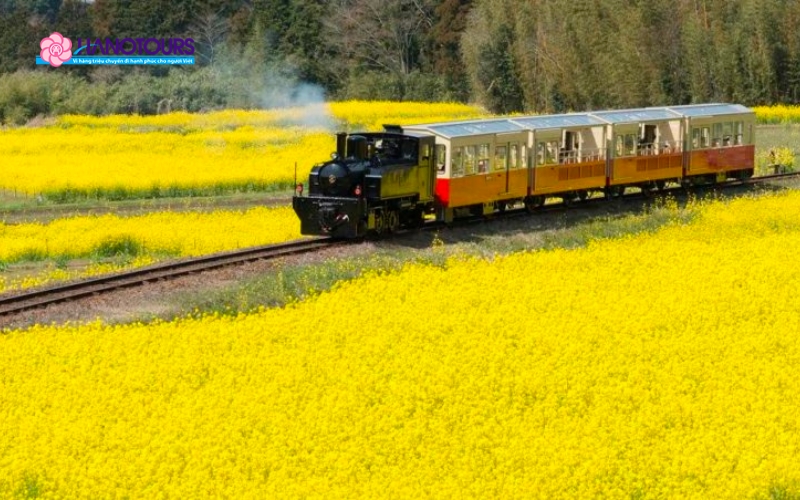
520,145 -> 527,168
464,145 -> 476,175
701,127 -> 710,148
436,144 -> 446,173
712,123 -> 723,147
495,145 -> 508,171
625,134 -> 637,156
509,144 -> 519,169
692,128 -> 701,148
615,135 -> 636,156
478,143 -> 490,173
451,147 -> 464,177
722,122 -> 733,146
537,141 -> 558,165
735,121 -> 744,145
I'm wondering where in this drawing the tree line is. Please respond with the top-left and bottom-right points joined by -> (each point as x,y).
0,0 -> 798,123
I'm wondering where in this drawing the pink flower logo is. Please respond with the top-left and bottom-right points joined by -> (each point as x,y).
40,32 -> 72,67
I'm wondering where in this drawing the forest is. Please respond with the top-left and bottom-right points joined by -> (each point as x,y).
1,0 -> 799,122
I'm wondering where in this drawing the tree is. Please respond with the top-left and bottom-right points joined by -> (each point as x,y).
190,10 -> 229,65
0,5 -> 40,72
425,0 -> 472,100
323,0 -> 437,99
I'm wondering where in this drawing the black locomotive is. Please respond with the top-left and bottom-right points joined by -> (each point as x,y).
293,126 -> 436,238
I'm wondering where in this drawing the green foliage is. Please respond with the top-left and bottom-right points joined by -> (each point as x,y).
5,0 -> 800,114
14,472 -> 43,499
93,236 -> 144,258
463,0 -> 800,112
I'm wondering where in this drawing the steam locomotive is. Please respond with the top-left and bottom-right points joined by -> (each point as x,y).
293,127 -> 436,238
293,104 -> 756,238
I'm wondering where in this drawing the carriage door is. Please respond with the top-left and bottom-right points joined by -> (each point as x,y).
495,141 -> 510,195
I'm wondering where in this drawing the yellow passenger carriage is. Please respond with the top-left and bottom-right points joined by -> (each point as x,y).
671,104 -> 756,183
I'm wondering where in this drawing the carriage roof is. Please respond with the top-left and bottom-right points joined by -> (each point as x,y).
402,103 -> 754,138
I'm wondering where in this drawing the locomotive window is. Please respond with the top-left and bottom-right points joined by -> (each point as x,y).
495,145 -> 508,171
436,144 -> 446,173
478,143 -> 490,173
464,145 -> 476,175
452,147 -> 464,177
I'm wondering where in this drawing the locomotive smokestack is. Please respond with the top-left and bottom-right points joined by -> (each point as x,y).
336,132 -> 347,159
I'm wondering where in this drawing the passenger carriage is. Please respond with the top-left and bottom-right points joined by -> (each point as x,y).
403,103 -> 756,220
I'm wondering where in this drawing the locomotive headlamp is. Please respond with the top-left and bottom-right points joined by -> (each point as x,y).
296,183 -> 304,196
354,185 -> 362,196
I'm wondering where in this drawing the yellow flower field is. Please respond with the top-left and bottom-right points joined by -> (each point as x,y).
0,205 -> 300,262
0,102 -> 486,200
752,104 -> 800,124
3,190 -> 800,498
0,205 -> 302,292
1,102 -> 794,201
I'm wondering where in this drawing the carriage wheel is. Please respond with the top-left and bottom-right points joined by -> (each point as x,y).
525,196 -> 543,213
605,186 -> 624,200
655,180 -> 667,191
577,190 -> 589,201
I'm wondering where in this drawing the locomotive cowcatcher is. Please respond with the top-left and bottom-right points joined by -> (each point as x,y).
293,126 -> 436,238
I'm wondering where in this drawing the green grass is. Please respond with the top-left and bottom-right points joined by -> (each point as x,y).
755,124 -> 800,174
0,189 -> 294,224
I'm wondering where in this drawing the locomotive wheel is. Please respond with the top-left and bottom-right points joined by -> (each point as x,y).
373,211 -> 385,235
387,210 -> 400,233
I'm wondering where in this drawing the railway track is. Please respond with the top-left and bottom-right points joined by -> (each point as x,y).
0,238 -> 336,317
2,171 -> 798,318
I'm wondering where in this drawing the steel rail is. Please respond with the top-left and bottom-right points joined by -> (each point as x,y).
0,238 -> 335,317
